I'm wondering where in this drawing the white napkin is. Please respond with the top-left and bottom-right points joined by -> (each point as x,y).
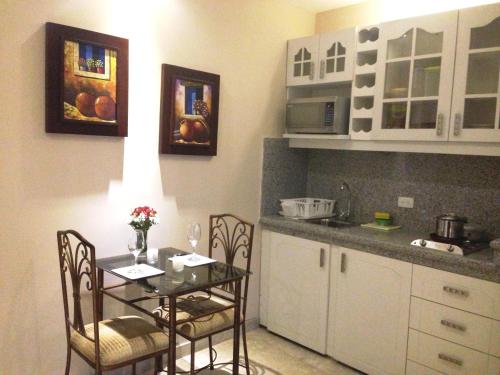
168,254 -> 216,267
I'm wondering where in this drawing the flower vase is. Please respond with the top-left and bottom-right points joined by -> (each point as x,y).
141,230 -> 148,253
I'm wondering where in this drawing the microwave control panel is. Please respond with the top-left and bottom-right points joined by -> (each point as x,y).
324,102 -> 335,126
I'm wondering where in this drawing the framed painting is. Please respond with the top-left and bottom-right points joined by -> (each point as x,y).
45,22 -> 129,137
159,64 -> 220,155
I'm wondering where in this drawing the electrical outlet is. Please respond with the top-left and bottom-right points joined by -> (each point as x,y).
398,196 -> 414,208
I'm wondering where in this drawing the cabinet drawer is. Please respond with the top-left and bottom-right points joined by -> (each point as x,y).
410,297 -> 496,354
491,320 -> 500,358
406,360 -> 444,375
408,329 -> 489,374
412,265 -> 500,320
488,355 -> 500,375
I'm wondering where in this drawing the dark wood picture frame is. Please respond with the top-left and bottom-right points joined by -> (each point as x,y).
45,22 -> 129,137
159,64 -> 220,156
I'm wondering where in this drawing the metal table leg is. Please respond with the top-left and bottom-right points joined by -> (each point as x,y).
168,295 -> 177,374
233,279 -> 242,375
97,268 -> 104,321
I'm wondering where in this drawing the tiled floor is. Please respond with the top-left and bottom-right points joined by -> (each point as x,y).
173,328 -> 362,374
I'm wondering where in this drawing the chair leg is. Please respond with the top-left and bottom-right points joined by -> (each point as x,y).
64,346 -> 71,375
190,341 -> 195,375
132,363 -> 136,375
155,354 -> 163,373
242,324 -> 250,375
208,335 -> 214,370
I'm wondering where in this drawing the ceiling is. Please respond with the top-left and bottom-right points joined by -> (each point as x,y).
284,0 -> 366,13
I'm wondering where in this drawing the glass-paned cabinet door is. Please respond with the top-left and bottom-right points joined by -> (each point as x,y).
450,3 -> 500,142
287,36 -> 319,86
373,11 -> 458,141
318,28 -> 355,83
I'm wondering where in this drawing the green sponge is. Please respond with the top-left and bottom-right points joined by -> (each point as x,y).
374,211 -> 391,220
375,218 -> 393,226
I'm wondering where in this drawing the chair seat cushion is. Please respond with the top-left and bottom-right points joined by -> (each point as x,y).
70,315 -> 169,368
152,295 -> 242,339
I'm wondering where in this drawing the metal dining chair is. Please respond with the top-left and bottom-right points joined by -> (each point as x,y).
57,230 -> 169,375
153,214 -> 254,374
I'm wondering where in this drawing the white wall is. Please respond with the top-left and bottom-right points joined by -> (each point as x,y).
0,1 -> 314,373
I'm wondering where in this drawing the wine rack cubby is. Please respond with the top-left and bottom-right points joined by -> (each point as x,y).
350,25 -> 380,139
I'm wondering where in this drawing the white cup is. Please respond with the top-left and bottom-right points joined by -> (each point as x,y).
172,256 -> 185,272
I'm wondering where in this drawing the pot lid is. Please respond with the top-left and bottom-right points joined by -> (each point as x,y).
437,213 -> 467,222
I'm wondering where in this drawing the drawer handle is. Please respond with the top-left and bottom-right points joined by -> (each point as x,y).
320,248 -> 325,268
436,113 -> 443,136
340,253 -> 346,273
443,286 -> 469,297
453,113 -> 462,136
320,60 -> 325,79
438,353 -> 463,367
440,319 -> 466,332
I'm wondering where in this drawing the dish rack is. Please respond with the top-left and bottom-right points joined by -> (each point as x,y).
280,198 -> 335,219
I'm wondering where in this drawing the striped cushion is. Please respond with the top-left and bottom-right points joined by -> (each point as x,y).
153,295 -> 241,339
70,315 -> 169,368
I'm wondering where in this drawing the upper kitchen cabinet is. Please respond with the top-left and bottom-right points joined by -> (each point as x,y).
450,3 -> 500,143
372,11 -> 458,141
286,28 -> 355,86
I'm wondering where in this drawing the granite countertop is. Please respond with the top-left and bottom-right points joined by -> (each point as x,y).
260,215 -> 500,283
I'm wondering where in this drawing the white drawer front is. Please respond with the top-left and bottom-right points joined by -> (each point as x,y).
488,355 -> 500,375
412,265 -> 500,320
406,360 -> 445,374
491,320 -> 500,357
410,297 -> 494,354
408,329 -> 489,374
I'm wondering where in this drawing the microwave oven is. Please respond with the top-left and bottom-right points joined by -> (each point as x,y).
286,96 -> 350,134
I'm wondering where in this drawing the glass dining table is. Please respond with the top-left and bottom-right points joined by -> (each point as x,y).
96,247 -> 249,374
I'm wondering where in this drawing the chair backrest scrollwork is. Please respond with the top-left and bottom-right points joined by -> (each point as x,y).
208,214 -> 254,319
57,230 -> 100,363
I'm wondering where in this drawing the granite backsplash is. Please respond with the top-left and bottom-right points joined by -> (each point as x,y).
261,138 -> 500,238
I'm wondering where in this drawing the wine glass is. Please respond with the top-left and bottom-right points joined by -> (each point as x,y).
187,222 -> 201,261
128,229 -> 145,273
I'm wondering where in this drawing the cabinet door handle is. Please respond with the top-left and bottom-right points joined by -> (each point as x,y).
320,248 -> 325,268
438,353 -> 463,367
320,60 -> 325,79
436,113 -> 443,136
340,253 -> 346,273
454,113 -> 462,136
443,285 -> 469,297
309,61 -> 315,80
440,319 -> 466,332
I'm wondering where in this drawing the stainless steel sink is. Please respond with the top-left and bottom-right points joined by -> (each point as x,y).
304,217 -> 355,228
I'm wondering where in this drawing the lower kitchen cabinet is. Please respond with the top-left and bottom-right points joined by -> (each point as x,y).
265,231 -> 330,354
328,246 -> 412,375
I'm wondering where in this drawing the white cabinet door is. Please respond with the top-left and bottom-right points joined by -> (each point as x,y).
286,35 -> 319,86
373,11 -> 458,141
286,28 -> 355,86
331,246 -> 412,375
450,3 -> 500,143
267,232 -> 330,353
259,230 -> 271,327
318,28 -> 356,83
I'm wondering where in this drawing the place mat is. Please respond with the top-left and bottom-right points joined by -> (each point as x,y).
168,254 -> 216,267
111,264 -> 165,280
361,222 -> 401,231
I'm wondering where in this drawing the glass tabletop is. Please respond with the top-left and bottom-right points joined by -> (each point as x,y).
96,247 -> 249,297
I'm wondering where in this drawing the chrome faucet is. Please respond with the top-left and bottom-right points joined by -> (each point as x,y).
338,181 -> 351,221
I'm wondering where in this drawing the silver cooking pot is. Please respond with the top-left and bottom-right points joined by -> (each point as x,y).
436,213 -> 467,240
